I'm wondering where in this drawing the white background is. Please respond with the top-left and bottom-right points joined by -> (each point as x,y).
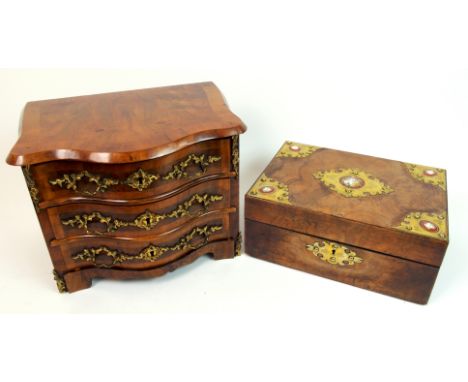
1,1 -> 467,381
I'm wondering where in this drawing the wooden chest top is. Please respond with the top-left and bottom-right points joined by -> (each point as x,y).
246,141 -> 448,267
6,82 -> 245,166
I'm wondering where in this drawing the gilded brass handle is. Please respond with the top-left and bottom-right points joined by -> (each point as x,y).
49,153 -> 221,195
61,193 -> 223,234
306,241 -> 363,266
72,225 -> 222,268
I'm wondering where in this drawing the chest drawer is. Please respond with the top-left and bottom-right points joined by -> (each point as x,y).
54,213 -> 230,270
32,138 -> 231,207
47,178 -> 232,239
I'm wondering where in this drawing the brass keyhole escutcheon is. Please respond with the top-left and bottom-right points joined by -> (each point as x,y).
306,241 -> 363,266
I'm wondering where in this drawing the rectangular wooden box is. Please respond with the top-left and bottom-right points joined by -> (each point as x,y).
245,141 -> 449,304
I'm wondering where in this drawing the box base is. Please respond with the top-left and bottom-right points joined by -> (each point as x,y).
245,219 -> 439,304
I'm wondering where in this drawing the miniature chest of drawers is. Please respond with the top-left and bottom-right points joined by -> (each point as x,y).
245,141 -> 449,304
6,82 -> 246,293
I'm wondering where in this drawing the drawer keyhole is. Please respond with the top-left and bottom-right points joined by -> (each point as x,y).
332,249 -> 336,255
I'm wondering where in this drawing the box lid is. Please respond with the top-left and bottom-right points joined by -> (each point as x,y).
6,82 -> 246,166
245,141 -> 449,267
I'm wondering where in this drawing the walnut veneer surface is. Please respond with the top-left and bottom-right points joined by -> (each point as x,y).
7,82 -> 246,292
245,141 -> 448,304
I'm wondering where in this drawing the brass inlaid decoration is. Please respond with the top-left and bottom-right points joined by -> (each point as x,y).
395,211 -> 448,240
235,232 -> 242,256
314,168 -> 393,198
61,193 -> 223,234
247,173 -> 291,204
49,153 -> 222,195
231,135 -> 239,178
72,225 -> 223,268
306,241 -> 363,266
276,141 -> 321,158
22,166 -> 41,212
404,163 -> 447,191
53,270 -> 67,293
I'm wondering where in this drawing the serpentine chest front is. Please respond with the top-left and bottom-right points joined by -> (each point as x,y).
7,82 -> 246,292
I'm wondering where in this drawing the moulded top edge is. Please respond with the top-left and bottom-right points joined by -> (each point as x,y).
6,82 -> 247,166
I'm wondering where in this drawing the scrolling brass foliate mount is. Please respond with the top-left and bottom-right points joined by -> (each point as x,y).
72,225 -> 223,268
53,270 -> 67,293
306,241 -> 363,266
235,232 -> 242,256
49,153 -> 222,195
61,193 -> 224,234
231,135 -> 240,178
22,166 -> 41,212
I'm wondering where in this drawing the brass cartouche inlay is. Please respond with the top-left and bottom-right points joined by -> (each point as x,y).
404,163 -> 447,191
248,173 -> 291,204
395,211 -> 448,240
314,168 -> 393,198
276,141 -> 321,158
